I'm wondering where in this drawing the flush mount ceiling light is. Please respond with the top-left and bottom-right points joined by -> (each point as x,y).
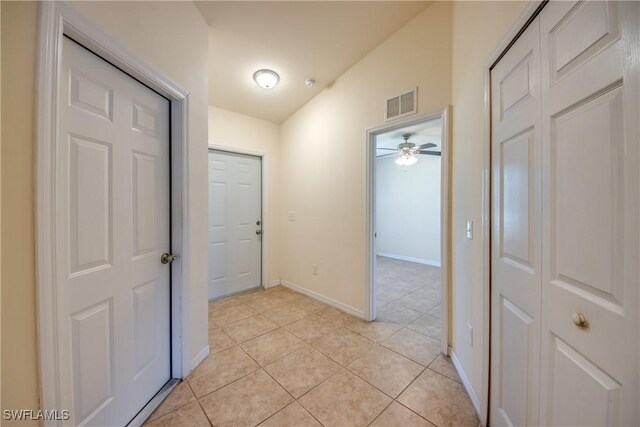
253,69 -> 279,89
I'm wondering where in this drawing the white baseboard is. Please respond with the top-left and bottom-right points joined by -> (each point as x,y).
451,350 -> 481,418
377,252 -> 441,267
281,280 -> 366,319
190,345 -> 210,373
267,279 -> 281,288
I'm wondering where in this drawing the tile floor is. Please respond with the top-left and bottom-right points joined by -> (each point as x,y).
145,257 -> 478,426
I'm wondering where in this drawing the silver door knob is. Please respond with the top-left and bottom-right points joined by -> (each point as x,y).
572,312 -> 588,328
256,229 -> 262,235
161,253 -> 176,264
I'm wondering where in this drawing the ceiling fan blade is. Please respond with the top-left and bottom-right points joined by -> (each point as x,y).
418,143 -> 437,149
417,150 -> 442,156
377,148 -> 398,151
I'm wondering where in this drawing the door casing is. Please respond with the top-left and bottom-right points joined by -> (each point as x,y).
365,106 -> 452,356
36,3 -> 194,424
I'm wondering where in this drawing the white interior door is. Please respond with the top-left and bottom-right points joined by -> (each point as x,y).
491,1 -> 640,425
538,1 -> 639,425
56,37 -> 171,426
490,17 -> 542,427
209,150 -> 262,299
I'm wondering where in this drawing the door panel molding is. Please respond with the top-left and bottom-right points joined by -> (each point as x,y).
37,3 -> 193,425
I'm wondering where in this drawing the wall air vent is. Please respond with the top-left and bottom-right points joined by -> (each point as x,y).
385,87 -> 417,121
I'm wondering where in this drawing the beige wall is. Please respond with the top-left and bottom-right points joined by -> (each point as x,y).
279,2 -> 452,314
1,2 -> 42,420
1,1 -> 209,422
450,0 -> 526,404
208,106 -> 281,285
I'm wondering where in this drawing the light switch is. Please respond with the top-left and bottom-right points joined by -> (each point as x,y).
466,220 -> 473,240
288,211 -> 296,221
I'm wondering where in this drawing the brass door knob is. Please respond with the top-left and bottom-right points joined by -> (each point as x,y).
161,253 -> 176,264
572,312 -> 588,328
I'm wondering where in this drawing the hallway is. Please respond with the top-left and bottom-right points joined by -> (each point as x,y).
145,270 -> 475,426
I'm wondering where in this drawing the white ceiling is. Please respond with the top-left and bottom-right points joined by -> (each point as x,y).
376,117 -> 442,157
195,1 -> 430,124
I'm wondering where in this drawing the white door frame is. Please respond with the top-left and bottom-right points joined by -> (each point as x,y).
36,2 -> 191,422
480,1 -> 546,425
208,145 -> 269,291
365,106 -> 452,355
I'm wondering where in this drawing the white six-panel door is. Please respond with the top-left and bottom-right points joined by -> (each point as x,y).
538,1 -> 639,425
491,1 -> 640,425
209,150 -> 262,300
56,37 -> 171,426
490,17 -> 542,427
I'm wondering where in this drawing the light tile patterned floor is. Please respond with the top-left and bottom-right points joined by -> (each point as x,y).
145,257 -> 478,427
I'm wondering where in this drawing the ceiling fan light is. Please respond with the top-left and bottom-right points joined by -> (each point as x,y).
395,155 -> 418,166
253,69 -> 279,89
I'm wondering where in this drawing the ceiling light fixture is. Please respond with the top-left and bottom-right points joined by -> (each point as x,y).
253,69 -> 279,89
395,154 -> 418,167
305,78 -> 316,88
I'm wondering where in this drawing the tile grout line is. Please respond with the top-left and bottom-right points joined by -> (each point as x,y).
187,380 -> 215,427
374,260 -> 445,425
258,361 -> 327,427
234,338 -> 328,427
386,364 -> 440,426
393,400 -> 438,426
375,325 -> 441,368
216,302 -> 317,343
189,357 -> 262,401
291,365 -> 344,402
143,382 -> 195,425
366,399 -> 395,426
203,282 -> 447,425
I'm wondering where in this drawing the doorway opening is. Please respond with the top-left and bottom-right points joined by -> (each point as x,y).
367,107 -> 451,356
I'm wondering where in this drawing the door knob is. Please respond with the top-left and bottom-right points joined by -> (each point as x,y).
161,253 -> 176,264
572,312 -> 588,328
256,229 -> 262,235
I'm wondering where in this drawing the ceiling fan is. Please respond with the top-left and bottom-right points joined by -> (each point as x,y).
378,133 -> 440,166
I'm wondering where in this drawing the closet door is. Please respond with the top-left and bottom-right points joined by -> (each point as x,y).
539,1 -> 640,425
490,17 -> 542,427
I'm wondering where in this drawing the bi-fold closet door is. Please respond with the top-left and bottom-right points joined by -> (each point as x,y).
490,1 -> 639,426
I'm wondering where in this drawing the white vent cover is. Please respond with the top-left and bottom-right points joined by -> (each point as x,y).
385,87 -> 417,121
